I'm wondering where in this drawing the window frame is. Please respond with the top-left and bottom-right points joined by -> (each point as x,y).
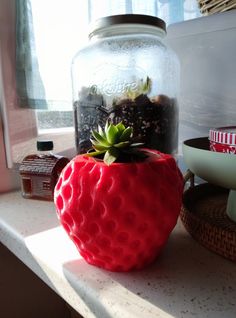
0,0 -> 38,167
0,0 -> 75,177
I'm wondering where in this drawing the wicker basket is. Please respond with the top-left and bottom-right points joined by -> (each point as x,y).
180,181 -> 236,262
198,0 -> 236,15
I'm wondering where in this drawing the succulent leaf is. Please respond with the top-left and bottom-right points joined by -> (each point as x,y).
87,150 -> 106,157
105,121 -> 109,135
98,125 -> 106,138
92,130 -> 111,147
104,148 -> 119,165
87,121 -> 144,165
116,122 -> 126,138
142,76 -> 152,95
116,122 -> 126,132
130,143 -> 144,147
90,139 -> 109,151
114,141 -> 130,149
106,124 -> 119,144
120,127 -> 133,142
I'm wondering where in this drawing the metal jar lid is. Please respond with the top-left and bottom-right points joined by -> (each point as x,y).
89,14 -> 166,39
209,126 -> 236,145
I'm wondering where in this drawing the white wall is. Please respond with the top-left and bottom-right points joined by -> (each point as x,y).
166,10 -> 236,149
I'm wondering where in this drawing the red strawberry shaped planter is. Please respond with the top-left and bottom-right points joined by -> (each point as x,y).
54,122 -> 183,271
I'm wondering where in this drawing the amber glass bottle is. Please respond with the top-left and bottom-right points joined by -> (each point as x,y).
19,141 -> 69,201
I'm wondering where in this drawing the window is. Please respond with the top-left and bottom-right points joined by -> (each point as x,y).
0,0 -> 201,169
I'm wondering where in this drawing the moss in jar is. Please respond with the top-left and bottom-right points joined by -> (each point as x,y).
74,77 -> 178,155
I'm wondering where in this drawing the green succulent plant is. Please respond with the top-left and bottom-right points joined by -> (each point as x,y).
126,76 -> 152,100
87,122 -> 145,165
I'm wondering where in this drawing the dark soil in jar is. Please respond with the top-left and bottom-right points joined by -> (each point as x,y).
109,94 -> 178,154
74,94 -> 178,155
73,93 -> 108,153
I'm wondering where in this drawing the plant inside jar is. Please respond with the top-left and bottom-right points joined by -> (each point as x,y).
74,76 -> 178,155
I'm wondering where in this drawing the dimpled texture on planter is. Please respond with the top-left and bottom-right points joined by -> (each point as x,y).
54,150 -> 183,272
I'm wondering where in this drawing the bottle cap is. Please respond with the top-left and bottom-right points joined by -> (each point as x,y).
89,14 -> 166,39
37,140 -> 54,151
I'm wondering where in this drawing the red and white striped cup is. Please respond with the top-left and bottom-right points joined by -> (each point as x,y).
209,126 -> 236,154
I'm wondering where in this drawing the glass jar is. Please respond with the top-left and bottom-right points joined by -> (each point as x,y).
72,14 -> 180,156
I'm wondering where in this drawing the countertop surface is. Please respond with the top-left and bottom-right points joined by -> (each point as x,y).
0,191 -> 236,318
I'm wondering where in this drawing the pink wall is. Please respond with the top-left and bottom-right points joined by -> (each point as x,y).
0,0 -> 37,191
0,114 -> 19,192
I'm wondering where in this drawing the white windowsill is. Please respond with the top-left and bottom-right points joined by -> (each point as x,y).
0,191 -> 236,318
